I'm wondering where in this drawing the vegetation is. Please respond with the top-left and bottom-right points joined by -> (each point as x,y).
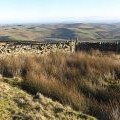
0,78 -> 96,120
0,51 -> 120,120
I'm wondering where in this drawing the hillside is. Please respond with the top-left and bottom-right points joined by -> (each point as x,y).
0,23 -> 120,42
0,52 -> 120,120
0,77 -> 96,120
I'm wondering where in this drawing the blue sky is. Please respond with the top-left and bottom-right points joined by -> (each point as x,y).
0,0 -> 120,24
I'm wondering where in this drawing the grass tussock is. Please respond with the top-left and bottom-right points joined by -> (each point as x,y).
0,51 -> 120,120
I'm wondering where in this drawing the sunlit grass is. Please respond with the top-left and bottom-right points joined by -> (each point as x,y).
0,51 -> 120,120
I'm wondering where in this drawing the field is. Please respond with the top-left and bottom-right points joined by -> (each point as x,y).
1,23 -> 120,42
0,51 -> 120,120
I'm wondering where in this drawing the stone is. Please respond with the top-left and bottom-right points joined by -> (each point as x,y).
33,92 -> 42,100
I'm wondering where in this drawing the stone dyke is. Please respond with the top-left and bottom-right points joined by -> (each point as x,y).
76,41 -> 120,53
0,40 -> 76,55
0,40 -> 120,55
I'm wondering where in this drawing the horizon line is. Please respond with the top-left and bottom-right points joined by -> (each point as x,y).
1,21 -> 120,25
1,17 -> 120,25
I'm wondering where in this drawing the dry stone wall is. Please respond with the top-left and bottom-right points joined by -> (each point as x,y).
0,40 -> 120,55
0,41 -> 76,54
76,42 -> 120,53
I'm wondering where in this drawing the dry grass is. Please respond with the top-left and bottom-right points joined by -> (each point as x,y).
0,51 -> 120,120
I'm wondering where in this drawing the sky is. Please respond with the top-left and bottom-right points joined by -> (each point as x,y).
0,0 -> 120,24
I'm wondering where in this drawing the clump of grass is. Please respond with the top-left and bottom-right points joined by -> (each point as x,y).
0,51 -> 120,119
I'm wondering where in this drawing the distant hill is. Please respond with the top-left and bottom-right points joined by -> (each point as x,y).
0,23 -> 120,42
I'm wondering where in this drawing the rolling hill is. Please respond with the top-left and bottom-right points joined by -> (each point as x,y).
0,23 -> 120,42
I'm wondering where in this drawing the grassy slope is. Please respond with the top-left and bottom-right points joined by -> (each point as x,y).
0,77 -> 96,120
0,52 -> 120,120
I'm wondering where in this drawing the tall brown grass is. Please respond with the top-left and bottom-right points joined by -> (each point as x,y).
0,51 -> 120,120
